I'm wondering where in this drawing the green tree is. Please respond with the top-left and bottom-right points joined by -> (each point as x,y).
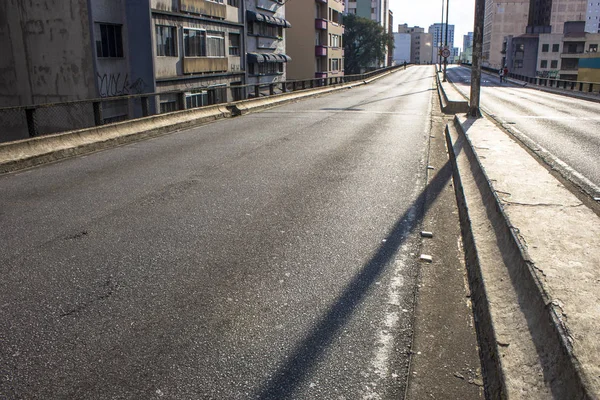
343,14 -> 394,74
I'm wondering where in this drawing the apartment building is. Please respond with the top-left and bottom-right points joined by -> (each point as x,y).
0,0 -> 155,110
286,0 -> 345,80
150,0 -> 246,110
412,32 -> 433,64
429,23 -> 455,64
244,0 -> 291,88
482,0 -> 529,68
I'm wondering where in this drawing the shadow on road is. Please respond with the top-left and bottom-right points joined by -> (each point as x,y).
255,157 -> 457,399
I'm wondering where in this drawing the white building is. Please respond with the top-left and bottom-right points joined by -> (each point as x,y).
393,33 -> 411,64
586,0 -> 600,33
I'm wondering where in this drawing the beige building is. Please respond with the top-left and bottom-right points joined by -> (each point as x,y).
286,0 -> 345,80
150,0 -> 246,109
483,0 -> 530,68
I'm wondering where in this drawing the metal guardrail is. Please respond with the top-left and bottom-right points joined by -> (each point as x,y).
0,65 -> 405,144
465,63 -> 600,96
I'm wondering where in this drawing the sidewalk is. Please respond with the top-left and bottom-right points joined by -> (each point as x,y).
446,112 -> 600,398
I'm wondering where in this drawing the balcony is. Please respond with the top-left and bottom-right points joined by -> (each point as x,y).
183,57 -> 228,74
315,18 -> 327,30
315,45 -> 327,57
180,0 -> 226,19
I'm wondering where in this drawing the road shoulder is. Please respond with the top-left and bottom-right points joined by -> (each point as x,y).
405,87 -> 483,399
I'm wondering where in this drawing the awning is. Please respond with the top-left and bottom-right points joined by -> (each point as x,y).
246,10 -> 291,28
247,52 -> 292,63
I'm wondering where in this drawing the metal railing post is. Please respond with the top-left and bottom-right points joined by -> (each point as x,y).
269,83 -> 275,96
255,84 -> 260,98
141,96 -> 150,117
93,101 -> 103,126
25,107 -> 38,137
282,82 -> 287,93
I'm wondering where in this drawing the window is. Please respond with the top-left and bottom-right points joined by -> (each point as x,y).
329,34 -> 341,48
540,60 -> 548,68
249,63 -> 283,75
155,25 -> 177,57
542,44 -> 549,52
186,92 -> 208,108
95,23 -> 123,58
516,44 -> 524,52
552,43 -> 560,52
183,29 -> 225,57
184,29 -> 205,57
514,59 -> 523,68
590,44 -> 598,52
329,58 -> 340,71
249,22 -> 282,38
229,33 -> 240,56
550,60 -> 558,68
227,0 -> 239,6
206,31 -> 225,57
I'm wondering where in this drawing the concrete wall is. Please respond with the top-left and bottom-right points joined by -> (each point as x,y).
0,0 -> 97,107
578,56 -> 600,80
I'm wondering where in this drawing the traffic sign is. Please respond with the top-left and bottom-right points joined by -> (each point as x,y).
441,48 -> 451,58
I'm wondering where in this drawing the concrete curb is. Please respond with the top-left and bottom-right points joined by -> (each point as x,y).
0,105 -> 231,174
0,68 -> 402,174
435,71 -> 469,114
447,114 -> 598,399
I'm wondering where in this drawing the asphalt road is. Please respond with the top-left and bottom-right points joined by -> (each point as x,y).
446,65 -> 600,192
0,67 -> 440,399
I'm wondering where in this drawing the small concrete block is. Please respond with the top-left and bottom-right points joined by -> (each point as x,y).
427,166 -> 435,170
420,231 -> 434,238
420,254 -> 433,263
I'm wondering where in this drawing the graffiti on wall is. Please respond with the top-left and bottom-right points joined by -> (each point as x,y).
97,73 -> 148,97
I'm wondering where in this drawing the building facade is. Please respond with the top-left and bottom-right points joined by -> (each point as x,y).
286,0 -> 345,80
482,0 -> 529,68
392,33 -> 411,64
150,0 -> 246,110
244,0 -> 292,88
428,23 -> 455,64
586,0 -> 600,33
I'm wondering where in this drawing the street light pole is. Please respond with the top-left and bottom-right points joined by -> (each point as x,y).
468,0 -> 486,117
442,0 -> 449,81
439,0 -> 444,69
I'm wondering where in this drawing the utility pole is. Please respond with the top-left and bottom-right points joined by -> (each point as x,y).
442,0 -> 449,81
439,0 -> 444,69
468,0 -> 486,117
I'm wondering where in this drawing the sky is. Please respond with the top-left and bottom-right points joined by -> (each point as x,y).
389,0 -> 476,51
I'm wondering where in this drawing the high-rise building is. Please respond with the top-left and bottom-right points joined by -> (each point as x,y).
482,0 -> 529,68
586,1 -> 600,33
286,0 -> 345,80
429,23 -> 454,64
463,32 -> 474,52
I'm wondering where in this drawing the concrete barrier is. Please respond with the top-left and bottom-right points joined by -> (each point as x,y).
447,114 -> 600,398
436,71 -> 469,114
0,105 -> 231,174
0,67 -> 404,174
